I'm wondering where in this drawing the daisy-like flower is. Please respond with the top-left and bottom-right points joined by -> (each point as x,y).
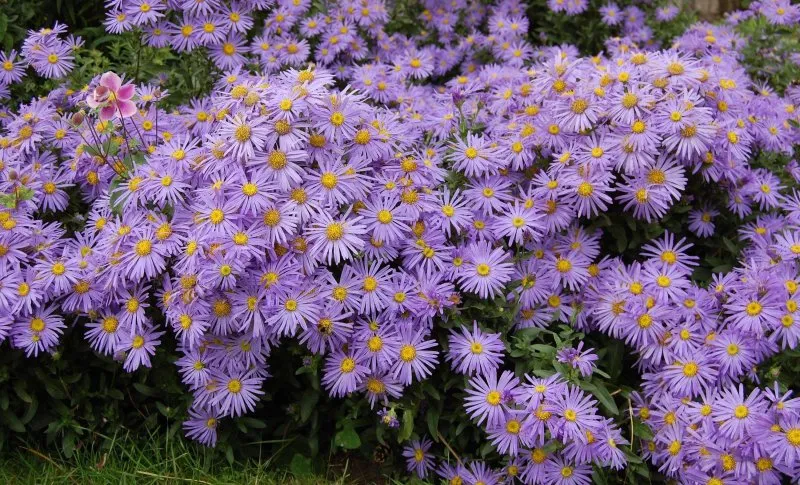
30,42 -> 74,78
306,210 -> 367,264
391,326 -> 438,385
459,241 -> 514,299
322,350 -> 368,397
543,457 -> 592,485
446,321 -> 505,376
12,306 -> 65,357
661,351 -> 717,397
487,411 -> 527,455
712,385 -> 767,440
0,50 -> 26,85
360,194 -> 410,244
218,114 -> 268,161
464,370 -> 519,427
688,207 -> 718,238
403,437 -> 435,478
546,250 -> 588,292
360,371 -> 403,409
724,292 -> 782,335
556,342 -> 598,377
545,386 -> 603,443
491,201 -> 542,246
118,326 -> 164,372
448,133 -> 503,177
123,230 -> 167,281
183,408 -> 221,447
211,370 -> 265,418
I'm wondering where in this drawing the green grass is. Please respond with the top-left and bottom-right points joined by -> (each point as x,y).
0,429 -> 361,485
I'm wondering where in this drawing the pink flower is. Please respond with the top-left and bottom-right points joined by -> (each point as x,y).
86,72 -> 137,121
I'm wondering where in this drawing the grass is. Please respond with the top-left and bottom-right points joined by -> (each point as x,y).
0,429 -> 359,485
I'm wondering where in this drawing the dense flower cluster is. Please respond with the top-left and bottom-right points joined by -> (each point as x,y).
0,0 -> 799,482
0,22 -> 80,99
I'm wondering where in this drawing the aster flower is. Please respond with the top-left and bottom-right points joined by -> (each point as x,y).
322,350 -> 368,397
713,385 -> 768,440
118,326 -> 164,372
403,437 -> 435,478
464,370 -> 519,427
448,133 -> 503,177
12,306 -> 65,357
183,408 -> 221,447
211,369 -> 265,418
218,114 -> 269,161
446,321 -> 505,376
491,201 -> 543,246
459,241 -> 514,299
306,210 -> 367,265
391,326 -> 438,385
546,386 -> 603,443
556,342 -> 598,377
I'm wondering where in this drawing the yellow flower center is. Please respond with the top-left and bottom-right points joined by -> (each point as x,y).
746,302 -> 762,316
399,344 -> 416,362
340,357 -> 356,373
135,240 -> 152,256
325,222 -> 344,241
363,276 -> 378,292
234,124 -> 251,142
354,129 -> 371,145
227,379 -> 242,393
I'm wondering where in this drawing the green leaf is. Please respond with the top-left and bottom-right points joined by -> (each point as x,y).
132,382 -> 157,397
13,381 -> 32,404
633,421 -> 654,441
224,444 -> 234,464
62,431 -> 76,458
0,193 -> 17,208
16,186 -> 34,202
607,225 -> 627,253
108,177 -> 125,215
155,402 -> 172,417
334,424 -> 361,450
289,453 -> 313,476
580,381 -> 619,415
2,410 -> 25,433
398,409 -> 414,442
426,407 -> 440,438
0,14 -> 7,42
299,390 -> 318,424
722,237 -> 739,255
240,417 -> 266,429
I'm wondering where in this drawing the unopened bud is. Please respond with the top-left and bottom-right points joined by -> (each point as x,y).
71,110 -> 86,126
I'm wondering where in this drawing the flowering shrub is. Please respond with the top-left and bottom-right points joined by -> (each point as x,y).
1,0 -> 800,483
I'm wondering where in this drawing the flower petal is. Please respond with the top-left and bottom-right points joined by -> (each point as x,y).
100,71 -> 122,92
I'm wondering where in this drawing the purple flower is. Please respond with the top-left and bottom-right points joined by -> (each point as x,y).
118,326 -> 163,372
403,437 -> 435,478
556,342 -> 598,377
391,326 -> 438,385
211,369 -> 265,418
446,321 -> 505,376
322,350 -> 368,397
459,241 -> 514,299
464,370 -> 519,428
